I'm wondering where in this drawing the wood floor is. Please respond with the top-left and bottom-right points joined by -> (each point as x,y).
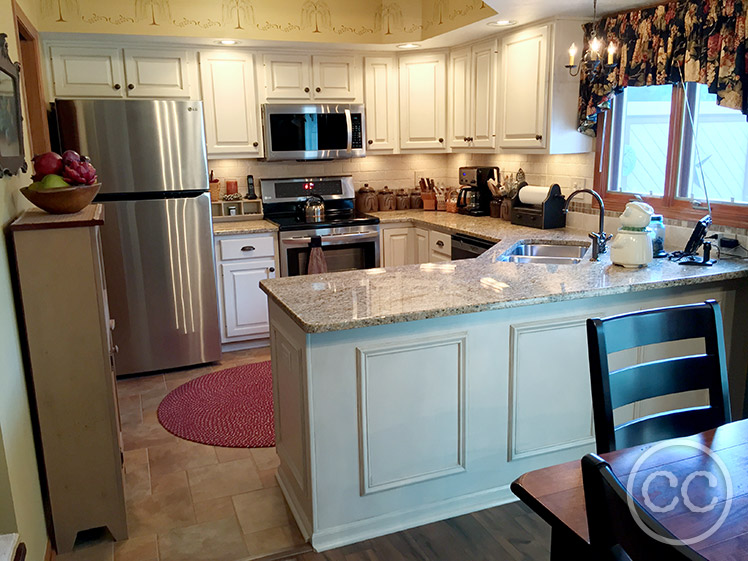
280,501 -> 551,561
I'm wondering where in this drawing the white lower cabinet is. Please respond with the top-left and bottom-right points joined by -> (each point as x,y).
215,234 -> 277,344
429,230 -> 452,262
414,228 -> 430,264
382,227 -> 413,267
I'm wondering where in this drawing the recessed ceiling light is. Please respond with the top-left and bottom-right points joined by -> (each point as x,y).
216,39 -> 239,45
487,20 -> 517,27
397,43 -> 421,49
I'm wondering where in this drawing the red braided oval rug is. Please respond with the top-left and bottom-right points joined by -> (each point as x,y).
157,361 -> 275,448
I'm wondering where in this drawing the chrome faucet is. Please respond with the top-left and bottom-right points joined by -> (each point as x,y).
563,189 -> 612,262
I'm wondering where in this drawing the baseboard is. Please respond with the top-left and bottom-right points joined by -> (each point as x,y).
221,338 -> 270,352
307,485 -> 516,552
276,470 -> 313,542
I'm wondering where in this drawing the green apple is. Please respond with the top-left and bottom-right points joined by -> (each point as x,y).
40,174 -> 70,190
28,181 -> 45,192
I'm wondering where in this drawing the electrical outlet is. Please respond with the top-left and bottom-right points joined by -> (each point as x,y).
571,177 -> 586,190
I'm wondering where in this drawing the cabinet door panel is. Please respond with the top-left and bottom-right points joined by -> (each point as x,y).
383,227 -> 412,267
499,26 -> 549,149
50,46 -> 125,98
399,54 -> 447,150
364,56 -> 398,151
264,55 -> 312,100
221,259 -> 275,339
123,49 -> 193,98
447,48 -> 471,149
200,51 -> 262,157
471,40 -> 497,149
313,55 -> 357,100
414,228 -> 429,264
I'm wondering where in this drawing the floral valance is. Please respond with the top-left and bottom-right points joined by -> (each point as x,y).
578,0 -> 747,136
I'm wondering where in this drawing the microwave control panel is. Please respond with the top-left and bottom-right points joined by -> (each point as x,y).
352,114 -> 363,149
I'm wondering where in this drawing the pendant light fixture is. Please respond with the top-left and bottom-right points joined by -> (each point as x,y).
566,0 -> 617,77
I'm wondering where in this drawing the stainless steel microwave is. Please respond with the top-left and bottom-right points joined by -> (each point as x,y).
262,103 -> 366,161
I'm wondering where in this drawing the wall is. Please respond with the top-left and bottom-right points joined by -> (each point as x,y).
0,1 -> 49,559
24,0 -> 494,44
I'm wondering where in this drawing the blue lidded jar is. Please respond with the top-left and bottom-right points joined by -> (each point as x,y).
649,214 -> 666,257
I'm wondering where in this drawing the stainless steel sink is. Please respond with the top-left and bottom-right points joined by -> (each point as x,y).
498,242 -> 589,265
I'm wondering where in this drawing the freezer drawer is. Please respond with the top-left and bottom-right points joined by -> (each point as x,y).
98,193 -> 221,375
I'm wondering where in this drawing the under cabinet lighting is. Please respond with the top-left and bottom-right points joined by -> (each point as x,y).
487,20 -> 517,27
397,43 -> 421,49
216,39 -> 240,45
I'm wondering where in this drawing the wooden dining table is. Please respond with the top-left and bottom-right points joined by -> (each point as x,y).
511,418 -> 748,560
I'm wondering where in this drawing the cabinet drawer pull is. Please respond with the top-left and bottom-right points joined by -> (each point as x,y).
304,87 -> 310,93
128,83 -> 135,90
241,245 -> 256,252
253,141 -> 259,147
367,139 -> 373,145
315,87 -> 321,93
436,240 -> 444,248
269,267 -> 275,273
535,134 -> 543,141
438,138 -> 444,143
113,83 -> 121,90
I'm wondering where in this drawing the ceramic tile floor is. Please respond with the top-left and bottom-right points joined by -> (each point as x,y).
57,347 -> 310,561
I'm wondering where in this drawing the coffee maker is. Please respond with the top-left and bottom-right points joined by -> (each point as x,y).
457,166 -> 499,216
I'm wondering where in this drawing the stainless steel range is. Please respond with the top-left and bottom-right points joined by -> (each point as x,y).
262,176 -> 380,276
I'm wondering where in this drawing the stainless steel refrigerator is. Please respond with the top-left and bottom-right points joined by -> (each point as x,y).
56,99 -> 221,376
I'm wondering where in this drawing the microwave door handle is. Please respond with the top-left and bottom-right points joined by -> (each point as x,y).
345,109 -> 353,153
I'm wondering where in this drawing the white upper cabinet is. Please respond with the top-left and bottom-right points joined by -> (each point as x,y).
49,45 -> 196,99
470,40 -> 498,149
364,56 -> 398,152
50,47 -> 126,98
399,52 -> 447,151
499,25 -> 549,150
447,47 -> 471,149
498,20 -> 593,154
263,53 -> 360,101
447,40 -> 497,150
123,48 -> 195,98
199,50 -> 262,158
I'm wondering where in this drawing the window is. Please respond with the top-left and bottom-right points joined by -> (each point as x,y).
596,83 -> 748,227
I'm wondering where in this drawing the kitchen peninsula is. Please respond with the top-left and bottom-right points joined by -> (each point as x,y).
259,212 -> 748,551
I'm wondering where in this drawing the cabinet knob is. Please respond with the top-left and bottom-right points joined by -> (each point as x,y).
241,245 -> 256,252
269,267 -> 275,273
253,141 -> 259,147
436,240 -> 444,248
128,84 -> 135,90
113,83 -> 121,90
304,87 -> 310,93
438,138 -> 444,143
315,87 -> 321,93
367,139 -> 373,145
535,134 -> 543,141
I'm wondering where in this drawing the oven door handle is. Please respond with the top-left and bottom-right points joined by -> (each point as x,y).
345,109 -> 353,153
282,231 -> 379,246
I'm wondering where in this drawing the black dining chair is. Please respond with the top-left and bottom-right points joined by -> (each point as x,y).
581,453 -> 707,561
586,299 -> 731,453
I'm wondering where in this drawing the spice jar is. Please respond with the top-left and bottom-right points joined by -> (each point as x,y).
377,186 -> 396,211
356,184 -> 378,213
396,189 -> 411,210
490,197 -> 502,218
410,189 -> 423,209
649,214 -> 666,257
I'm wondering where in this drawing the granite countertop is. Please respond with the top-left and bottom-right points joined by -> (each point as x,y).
213,219 -> 278,236
258,210 -> 748,334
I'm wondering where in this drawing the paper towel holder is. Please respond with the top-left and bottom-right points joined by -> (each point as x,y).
511,183 -> 567,229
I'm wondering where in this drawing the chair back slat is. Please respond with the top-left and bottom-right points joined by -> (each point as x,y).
586,300 -> 731,454
609,355 -> 717,409
582,454 -> 707,560
614,406 -> 722,451
600,305 -> 717,354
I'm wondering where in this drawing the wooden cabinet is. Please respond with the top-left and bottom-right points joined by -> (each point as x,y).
215,234 -> 278,345
428,230 -> 452,262
399,52 -> 447,151
50,45 -> 196,99
10,207 -> 126,554
199,50 -> 262,158
382,227 -> 413,267
498,20 -> 593,154
414,227 -> 430,264
263,54 -> 359,101
364,56 -> 398,152
447,40 -> 497,150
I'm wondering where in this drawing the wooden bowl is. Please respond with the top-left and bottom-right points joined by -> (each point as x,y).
21,183 -> 101,214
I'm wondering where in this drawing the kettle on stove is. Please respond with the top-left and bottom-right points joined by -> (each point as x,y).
304,194 -> 325,223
